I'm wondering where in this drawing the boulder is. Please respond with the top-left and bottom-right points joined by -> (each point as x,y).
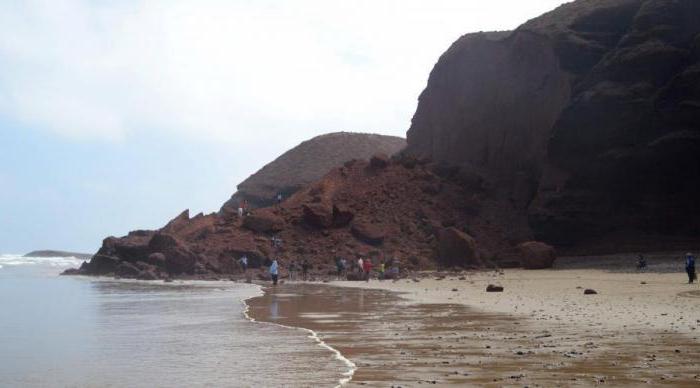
148,233 -> 197,275
147,252 -> 166,267
116,262 -> 140,278
351,221 -> 386,245
584,289 -> 598,295
438,227 -> 481,267
87,254 -> 120,275
242,211 -> 284,233
369,153 -> 390,169
486,284 -> 504,292
332,204 -> 354,227
517,241 -> 556,269
61,268 -> 82,276
302,203 -> 333,228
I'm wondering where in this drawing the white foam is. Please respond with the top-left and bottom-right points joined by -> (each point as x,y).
241,286 -> 356,387
0,254 -> 83,268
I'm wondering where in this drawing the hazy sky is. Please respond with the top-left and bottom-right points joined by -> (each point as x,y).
0,0 -> 568,253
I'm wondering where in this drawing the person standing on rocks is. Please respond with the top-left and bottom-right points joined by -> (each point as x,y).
239,255 -> 248,272
686,253 -> 696,284
270,259 -> 279,285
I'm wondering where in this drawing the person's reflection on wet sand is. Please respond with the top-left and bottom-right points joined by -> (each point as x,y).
270,295 -> 279,320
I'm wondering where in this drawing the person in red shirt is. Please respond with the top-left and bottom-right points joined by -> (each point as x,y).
362,259 -> 373,282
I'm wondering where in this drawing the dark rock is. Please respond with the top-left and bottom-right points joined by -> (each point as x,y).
584,288 -> 598,295
351,221 -> 386,245
242,211 -> 284,233
332,204 -> 354,227
87,254 -> 120,275
438,227 -> 481,268
405,0 -> 700,252
517,241 -> 557,269
486,284 -> 504,292
116,262 -> 140,278
303,203 -> 333,228
369,153 -> 390,169
148,233 -> 197,275
147,252 -> 166,267
60,268 -> 82,275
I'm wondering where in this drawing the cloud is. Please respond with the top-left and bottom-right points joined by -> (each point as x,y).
0,0 -> 567,145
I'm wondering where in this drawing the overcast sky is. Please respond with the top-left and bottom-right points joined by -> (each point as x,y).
0,0 -> 568,254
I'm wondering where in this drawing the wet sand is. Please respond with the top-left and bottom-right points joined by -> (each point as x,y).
248,269 -> 700,387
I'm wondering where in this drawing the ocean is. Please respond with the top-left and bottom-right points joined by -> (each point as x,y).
0,254 -> 350,387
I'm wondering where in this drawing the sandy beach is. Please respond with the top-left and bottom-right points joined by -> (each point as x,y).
247,254 -> 700,387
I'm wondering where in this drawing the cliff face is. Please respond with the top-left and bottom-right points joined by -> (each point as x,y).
222,132 -> 406,210
406,0 -> 700,252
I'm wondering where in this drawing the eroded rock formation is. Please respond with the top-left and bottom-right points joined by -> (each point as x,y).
406,0 -> 700,252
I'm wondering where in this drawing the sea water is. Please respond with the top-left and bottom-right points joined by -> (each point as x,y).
0,254 -> 348,387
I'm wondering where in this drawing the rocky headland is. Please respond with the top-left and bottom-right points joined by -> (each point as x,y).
65,0 -> 700,280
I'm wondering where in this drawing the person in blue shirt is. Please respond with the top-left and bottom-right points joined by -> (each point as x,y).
270,259 -> 279,285
686,253 -> 696,284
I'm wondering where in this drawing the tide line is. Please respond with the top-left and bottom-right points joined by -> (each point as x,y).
241,286 -> 356,387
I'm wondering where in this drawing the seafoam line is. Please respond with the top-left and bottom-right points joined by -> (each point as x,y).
241,286 -> 356,387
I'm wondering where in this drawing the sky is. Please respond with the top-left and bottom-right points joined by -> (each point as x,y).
0,0 -> 568,254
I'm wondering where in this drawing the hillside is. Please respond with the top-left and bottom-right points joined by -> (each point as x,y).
221,132 -> 406,210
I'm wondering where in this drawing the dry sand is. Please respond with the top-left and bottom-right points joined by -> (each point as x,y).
248,256 -> 700,387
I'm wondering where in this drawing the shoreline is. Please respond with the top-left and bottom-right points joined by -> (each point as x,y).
242,285 -> 357,388
247,268 -> 700,386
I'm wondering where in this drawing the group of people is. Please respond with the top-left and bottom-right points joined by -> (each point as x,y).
637,252 -> 696,284
238,253 -> 401,285
335,256 -> 399,282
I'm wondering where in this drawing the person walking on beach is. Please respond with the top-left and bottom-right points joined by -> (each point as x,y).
379,260 -> 385,280
362,258 -> 373,282
270,259 -> 279,285
276,193 -> 283,205
686,253 -> 696,284
637,254 -> 647,272
301,259 -> 310,281
357,257 -> 364,277
335,257 -> 344,280
239,255 -> 248,272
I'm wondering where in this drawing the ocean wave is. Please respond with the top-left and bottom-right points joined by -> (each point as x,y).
0,254 -> 83,268
242,287 -> 356,387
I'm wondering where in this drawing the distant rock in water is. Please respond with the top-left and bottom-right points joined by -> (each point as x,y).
221,132 -> 406,210
24,250 -> 92,261
406,0 -> 700,253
